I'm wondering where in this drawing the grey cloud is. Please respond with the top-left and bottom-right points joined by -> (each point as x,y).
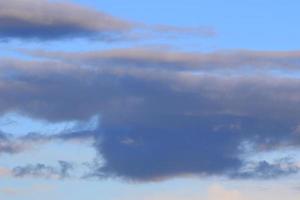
21,130 -> 95,143
12,161 -> 74,179
1,50 -> 300,181
0,0 -> 132,41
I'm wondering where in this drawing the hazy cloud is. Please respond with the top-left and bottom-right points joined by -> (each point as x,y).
0,0 -> 132,40
0,131 -> 28,154
12,161 -> 74,179
152,24 -> 216,37
231,158 -> 300,179
23,48 -> 300,73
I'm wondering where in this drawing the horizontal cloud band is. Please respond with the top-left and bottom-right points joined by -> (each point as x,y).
0,0 -> 214,41
1,48 -> 300,181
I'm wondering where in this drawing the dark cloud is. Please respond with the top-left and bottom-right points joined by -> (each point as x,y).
12,161 -> 74,179
1,49 -> 300,181
96,116 -> 243,181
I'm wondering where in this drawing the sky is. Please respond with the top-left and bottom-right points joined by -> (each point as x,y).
1,0 -> 300,199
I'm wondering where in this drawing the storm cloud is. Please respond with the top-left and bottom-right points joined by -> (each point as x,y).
1,48 -> 300,181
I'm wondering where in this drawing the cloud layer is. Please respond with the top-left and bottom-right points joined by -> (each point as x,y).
24,48 -> 300,72
1,48 -> 300,181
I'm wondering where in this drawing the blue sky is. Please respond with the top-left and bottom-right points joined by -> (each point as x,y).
1,0 -> 300,199
72,0 -> 300,50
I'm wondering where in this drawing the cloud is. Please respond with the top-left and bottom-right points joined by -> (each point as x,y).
1,48 -> 300,181
25,130 -> 95,143
0,113 -> 96,155
0,131 -> 28,154
0,129 -> 94,155
23,48 -> 300,73
12,161 -> 74,179
151,24 -> 216,37
0,0 -> 214,41
133,24 -> 216,40
231,158 -> 300,179
0,0 -> 132,41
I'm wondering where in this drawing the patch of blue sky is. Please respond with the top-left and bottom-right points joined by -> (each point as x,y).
0,112 -> 99,136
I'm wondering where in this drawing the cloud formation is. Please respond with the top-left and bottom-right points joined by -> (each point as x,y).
12,161 -> 74,179
0,0 -> 132,40
0,0 -> 214,41
1,48 -> 300,181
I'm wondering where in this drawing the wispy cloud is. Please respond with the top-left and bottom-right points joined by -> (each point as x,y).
0,131 -> 28,154
0,0 -> 214,41
12,161 -> 74,179
0,0 -> 132,41
231,158 -> 300,179
22,48 -> 300,73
